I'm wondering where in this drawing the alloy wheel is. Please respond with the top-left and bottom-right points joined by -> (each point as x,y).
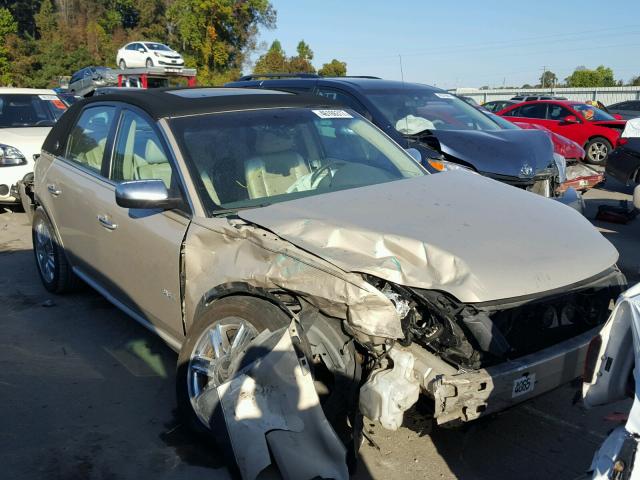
588,142 -> 608,163
34,220 -> 55,283
187,317 -> 258,426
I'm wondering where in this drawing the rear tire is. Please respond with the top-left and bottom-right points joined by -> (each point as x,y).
32,207 -> 78,293
585,137 -> 612,165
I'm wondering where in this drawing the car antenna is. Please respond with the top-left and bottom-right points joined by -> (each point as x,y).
399,54 -> 409,135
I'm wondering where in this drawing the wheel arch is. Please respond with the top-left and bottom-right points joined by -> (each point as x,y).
190,282 -> 297,334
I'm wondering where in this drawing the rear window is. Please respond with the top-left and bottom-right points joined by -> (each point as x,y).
0,94 -> 67,128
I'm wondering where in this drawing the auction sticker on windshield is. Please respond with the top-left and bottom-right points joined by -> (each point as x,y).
512,373 -> 536,398
434,93 -> 455,100
312,109 -> 353,119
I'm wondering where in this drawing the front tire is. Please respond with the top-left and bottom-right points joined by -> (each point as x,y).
585,137 -> 612,165
176,296 -> 290,436
32,207 -> 78,293
145,58 -> 153,68
118,59 -> 126,70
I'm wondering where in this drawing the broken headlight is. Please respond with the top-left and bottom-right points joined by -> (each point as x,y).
0,144 -> 27,167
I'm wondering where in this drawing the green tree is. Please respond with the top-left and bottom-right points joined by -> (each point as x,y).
288,40 -> 315,73
539,70 -> 557,88
167,0 -> 276,84
0,7 -> 17,85
253,39 -> 288,73
565,65 -> 616,87
630,76 -> 640,86
319,59 -> 347,77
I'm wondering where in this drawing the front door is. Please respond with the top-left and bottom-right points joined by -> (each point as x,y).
95,108 -> 190,339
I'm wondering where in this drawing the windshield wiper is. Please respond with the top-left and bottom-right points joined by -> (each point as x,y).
211,202 -> 272,217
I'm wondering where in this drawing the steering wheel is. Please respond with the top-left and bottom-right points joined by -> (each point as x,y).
310,160 -> 347,187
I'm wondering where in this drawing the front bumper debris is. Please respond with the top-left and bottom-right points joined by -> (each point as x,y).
195,320 -> 348,480
424,328 -> 599,424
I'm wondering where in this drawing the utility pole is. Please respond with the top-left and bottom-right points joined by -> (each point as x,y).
541,66 -> 547,89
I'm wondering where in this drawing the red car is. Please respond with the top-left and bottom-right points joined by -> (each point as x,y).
497,100 -> 626,165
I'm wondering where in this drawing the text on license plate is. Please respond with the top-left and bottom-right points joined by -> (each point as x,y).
512,373 -> 536,398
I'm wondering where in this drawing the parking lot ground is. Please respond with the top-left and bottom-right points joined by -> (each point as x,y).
1,181 -> 638,480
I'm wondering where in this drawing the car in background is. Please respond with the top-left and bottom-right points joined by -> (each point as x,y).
482,99 -> 519,112
606,137 -> 640,185
498,100 -> 627,165
68,66 -> 118,97
0,88 -> 67,204
116,42 -> 184,69
226,75 -> 569,203
511,94 -> 568,102
57,92 -> 82,106
607,100 -> 640,120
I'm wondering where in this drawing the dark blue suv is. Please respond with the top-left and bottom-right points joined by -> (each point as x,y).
226,74 -> 567,199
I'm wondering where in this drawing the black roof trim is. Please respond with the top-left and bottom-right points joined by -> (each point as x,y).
238,73 -> 320,81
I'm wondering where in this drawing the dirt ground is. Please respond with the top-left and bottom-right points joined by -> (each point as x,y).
1,179 -> 638,480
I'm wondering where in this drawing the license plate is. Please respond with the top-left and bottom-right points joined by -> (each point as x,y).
512,373 -> 536,398
579,180 -> 588,186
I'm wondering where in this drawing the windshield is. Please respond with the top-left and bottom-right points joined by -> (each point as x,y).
145,43 -> 171,51
368,88 -> 501,134
171,108 -> 425,213
572,104 -> 616,122
0,94 -> 67,128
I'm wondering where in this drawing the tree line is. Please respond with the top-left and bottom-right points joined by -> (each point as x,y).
0,0 -> 348,89
481,65 -> 640,90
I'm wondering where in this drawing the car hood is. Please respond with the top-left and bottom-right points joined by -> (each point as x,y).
1,127 -> 51,162
591,120 -> 626,130
239,172 -> 618,303
413,129 -> 555,178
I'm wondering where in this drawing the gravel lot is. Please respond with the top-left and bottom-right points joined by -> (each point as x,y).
1,180 -> 639,480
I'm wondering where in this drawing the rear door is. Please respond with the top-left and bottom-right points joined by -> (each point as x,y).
501,102 -> 548,127
95,107 -> 190,339
41,103 -> 118,280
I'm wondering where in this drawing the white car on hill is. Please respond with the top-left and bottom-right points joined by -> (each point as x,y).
116,42 -> 185,69
0,88 -> 67,203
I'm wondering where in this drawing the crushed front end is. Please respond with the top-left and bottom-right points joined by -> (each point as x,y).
360,268 -> 626,426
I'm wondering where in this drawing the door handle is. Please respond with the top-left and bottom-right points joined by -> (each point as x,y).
47,184 -> 61,196
97,214 -> 117,231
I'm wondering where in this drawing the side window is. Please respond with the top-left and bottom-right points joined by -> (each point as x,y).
506,104 -> 546,119
66,106 -> 115,173
126,44 -> 135,51
83,69 -> 92,78
111,110 -> 174,190
316,88 -> 369,117
547,104 -> 572,121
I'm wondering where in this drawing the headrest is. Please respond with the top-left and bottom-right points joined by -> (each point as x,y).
255,132 -> 294,155
145,139 -> 167,164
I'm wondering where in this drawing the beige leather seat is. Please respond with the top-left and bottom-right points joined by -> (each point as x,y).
244,132 -> 310,199
137,139 -> 172,188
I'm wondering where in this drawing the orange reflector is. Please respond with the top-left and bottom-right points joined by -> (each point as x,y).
427,159 -> 445,171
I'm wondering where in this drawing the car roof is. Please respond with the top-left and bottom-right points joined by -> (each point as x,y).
0,87 -> 57,95
228,76 -> 442,93
61,87 -> 340,120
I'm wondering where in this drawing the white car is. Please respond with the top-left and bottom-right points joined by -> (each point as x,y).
116,42 -> 184,69
0,88 -> 67,203
583,188 -> 640,479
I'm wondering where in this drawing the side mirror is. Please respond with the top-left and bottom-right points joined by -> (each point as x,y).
562,115 -> 580,124
406,148 -> 422,162
138,48 -> 146,53
115,179 -> 181,210
634,185 -> 640,210
613,113 -> 623,120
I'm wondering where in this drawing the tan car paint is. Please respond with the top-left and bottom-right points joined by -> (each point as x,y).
182,216 -> 402,339
36,151 -> 187,341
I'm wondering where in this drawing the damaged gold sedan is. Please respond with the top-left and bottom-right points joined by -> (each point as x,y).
32,88 -> 625,478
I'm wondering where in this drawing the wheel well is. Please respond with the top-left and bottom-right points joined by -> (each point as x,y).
584,136 -> 612,148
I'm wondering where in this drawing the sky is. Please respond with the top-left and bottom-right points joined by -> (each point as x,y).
252,0 -> 640,89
